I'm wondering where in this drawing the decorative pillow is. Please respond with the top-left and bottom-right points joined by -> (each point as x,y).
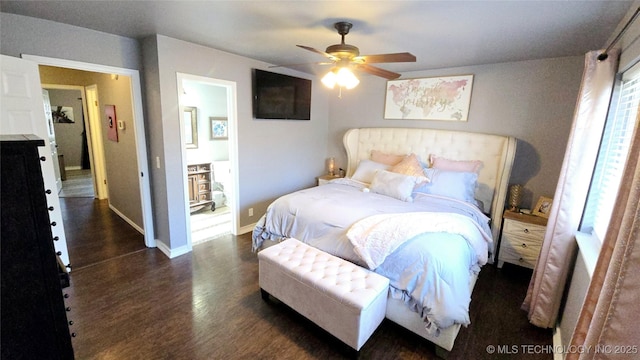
370,170 -> 421,202
351,160 -> 391,184
371,150 -> 405,166
420,168 -> 478,203
391,153 -> 426,178
429,155 -> 483,174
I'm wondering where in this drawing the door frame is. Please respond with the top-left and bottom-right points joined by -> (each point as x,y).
41,84 -> 108,199
23,54 -> 156,248
176,72 -> 239,245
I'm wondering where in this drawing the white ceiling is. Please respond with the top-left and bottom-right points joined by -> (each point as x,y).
0,1 -> 634,76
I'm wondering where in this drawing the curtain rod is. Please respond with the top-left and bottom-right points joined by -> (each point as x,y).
598,6 -> 640,61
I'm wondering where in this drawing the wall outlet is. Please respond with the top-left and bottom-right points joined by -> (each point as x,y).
248,208 -> 254,217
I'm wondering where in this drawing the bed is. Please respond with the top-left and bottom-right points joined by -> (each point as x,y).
252,127 -> 516,352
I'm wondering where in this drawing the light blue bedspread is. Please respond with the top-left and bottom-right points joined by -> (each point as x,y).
252,178 -> 492,332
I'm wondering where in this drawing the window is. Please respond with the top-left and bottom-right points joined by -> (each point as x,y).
581,63 -> 639,242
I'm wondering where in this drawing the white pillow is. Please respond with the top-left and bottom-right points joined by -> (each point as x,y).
420,168 -> 478,203
351,160 -> 390,183
370,170 -> 421,202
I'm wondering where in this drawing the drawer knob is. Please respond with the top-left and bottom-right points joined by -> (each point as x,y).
71,333 -> 77,338
66,307 -> 71,312
524,228 -> 529,233
521,243 -> 527,248
45,189 -> 52,194
48,206 -> 54,211
40,156 -> 46,161
519,257 -> 524,262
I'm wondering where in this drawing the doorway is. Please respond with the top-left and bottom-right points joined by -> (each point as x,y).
42,86 -> 96,199
177,73 -> 238,247
21,54 -> 155,269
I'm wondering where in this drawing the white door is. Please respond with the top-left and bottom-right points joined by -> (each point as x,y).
0,54 -> 70,267
42,89 -> 63,192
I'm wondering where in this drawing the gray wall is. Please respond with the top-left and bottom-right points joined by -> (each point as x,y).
47,89 -> 84,169
0,11 -> 589,254
327,56 -> 584,210
143,34 -> 329,251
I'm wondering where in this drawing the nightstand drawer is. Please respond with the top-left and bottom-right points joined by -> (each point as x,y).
501,234 -> 542,256
498,246 -> 538,269
498,211 -> 547,269
503,219 -> 546,240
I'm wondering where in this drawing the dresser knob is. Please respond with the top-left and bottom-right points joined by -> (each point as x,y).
71,333 -> 77,338
518,257 -> 524,262
40,156 -> 46,161
66,264 -> 72,270
524,229 -> 529,233
64,293 -> 70,298
48,206 -> 54,211
53,236 -> 59,241
69,320 -> 74,326
66,307 -> 71,312
56,251 -> 62,256
521,243 -> 527,248
51,221 -> 57,226
45,189 -> 52,194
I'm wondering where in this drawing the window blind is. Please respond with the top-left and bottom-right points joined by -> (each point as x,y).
581,69 -> 639,241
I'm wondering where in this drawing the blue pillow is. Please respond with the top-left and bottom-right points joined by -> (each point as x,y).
419,168 -> 478,203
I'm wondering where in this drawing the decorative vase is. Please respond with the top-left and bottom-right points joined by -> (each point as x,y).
508,184 -> 522,211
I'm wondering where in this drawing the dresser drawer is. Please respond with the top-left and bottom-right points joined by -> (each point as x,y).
500,234 -> 542,256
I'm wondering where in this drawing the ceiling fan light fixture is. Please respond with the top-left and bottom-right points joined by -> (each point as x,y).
322,67 -> 359,90
321,69 -> 338,88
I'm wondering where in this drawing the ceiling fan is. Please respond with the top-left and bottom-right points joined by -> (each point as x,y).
296,21 -> 417,81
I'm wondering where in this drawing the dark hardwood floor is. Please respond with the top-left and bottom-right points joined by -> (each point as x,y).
63,216 -> 553,359
60,197 -> 146,270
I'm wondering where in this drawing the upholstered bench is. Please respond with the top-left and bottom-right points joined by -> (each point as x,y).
258,238 -> 389,351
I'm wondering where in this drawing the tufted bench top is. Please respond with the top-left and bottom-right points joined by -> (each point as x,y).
258,238 -> 389,311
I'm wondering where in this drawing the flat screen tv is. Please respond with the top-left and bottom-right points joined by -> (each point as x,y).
253,69 -> 311,120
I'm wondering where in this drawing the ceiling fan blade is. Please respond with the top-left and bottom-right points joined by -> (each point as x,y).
355,64 -> 401,80
356,52 -> 416,64
269,61 -> 333,69
296,45 -> 338,61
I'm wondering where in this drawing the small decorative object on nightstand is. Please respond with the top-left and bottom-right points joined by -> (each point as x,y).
508,184 -> 523,212
498,210 -> 548,269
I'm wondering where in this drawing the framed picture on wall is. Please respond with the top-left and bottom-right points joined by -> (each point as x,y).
210,117 -> 228,140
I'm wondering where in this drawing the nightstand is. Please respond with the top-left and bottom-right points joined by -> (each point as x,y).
498,210 -> 548,269
316,174 -> 340,186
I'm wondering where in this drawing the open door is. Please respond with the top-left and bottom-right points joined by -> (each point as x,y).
0,54 -> 70,267
41,88 -> 63,193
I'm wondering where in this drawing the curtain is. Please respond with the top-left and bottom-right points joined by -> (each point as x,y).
522,50 -> 619,328
567,117 -> 639,360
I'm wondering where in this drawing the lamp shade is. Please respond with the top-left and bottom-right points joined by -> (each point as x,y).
321,67 -> 359,89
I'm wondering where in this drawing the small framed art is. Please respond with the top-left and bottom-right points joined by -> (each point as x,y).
532,196 -> 553,218
210,117 -> 228,140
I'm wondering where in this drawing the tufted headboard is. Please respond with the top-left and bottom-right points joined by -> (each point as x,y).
343,127 -> 517,260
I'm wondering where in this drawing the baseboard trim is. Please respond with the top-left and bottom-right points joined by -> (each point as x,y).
238,222 -> 257,235
108,203 -> 144,234
155,240 -> 191,259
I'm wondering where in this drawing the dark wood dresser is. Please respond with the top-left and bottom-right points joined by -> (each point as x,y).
1,135 -> 74,359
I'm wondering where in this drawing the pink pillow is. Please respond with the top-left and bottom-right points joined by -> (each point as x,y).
430,154 -> 482,174
391,154 -> 427,178
371,150 -> 405,166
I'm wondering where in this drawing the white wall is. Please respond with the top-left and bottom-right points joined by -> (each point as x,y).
184,81 -> 229,165
327,56 -> 584,210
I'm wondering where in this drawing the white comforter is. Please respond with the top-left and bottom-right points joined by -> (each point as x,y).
252,178 -> 493,332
